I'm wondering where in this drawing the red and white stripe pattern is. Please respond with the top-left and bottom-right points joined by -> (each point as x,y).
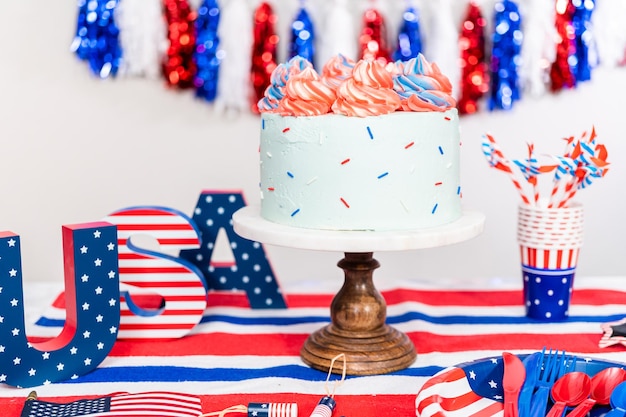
308,396 -> 336,417
20,391 -> 202,417
247,402 -> 298,417
103,207 -> 207,339
415,367 -> 503,417
109,391 -> 202,416
519,246 -> 579,269
16,278 -> 626,417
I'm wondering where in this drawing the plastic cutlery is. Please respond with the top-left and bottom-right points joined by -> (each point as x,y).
529,350 -> 574,417
518,352 -> 542,417
566,367 -> 626,417
503,352 -> 526,417
605,381 -> 626,417
545,371 -> 591,417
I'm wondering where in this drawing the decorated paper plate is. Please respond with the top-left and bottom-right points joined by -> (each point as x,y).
415,353 -> 626,417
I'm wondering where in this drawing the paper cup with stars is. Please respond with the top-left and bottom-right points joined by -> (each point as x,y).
517,203 -> 584,321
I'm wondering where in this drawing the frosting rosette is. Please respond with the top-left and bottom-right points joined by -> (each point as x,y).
259,54 -> 458,116
276,67 -> 337,116
257,56 -> 313,112
393,53 -> 456,112
321,54 -> 356,89
331,59 -> 401,117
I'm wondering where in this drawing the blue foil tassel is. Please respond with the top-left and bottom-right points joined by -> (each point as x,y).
193,0 -> 221,102
71,0 -> 122,78
288,7 -> 315,66
488,0 -> 523,111
393,6 -> 422,62
571,0 -> 595,82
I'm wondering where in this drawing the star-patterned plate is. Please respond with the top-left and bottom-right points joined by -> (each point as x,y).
415,353 -> 626,417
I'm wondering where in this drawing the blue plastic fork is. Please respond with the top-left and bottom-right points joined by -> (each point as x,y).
528,350 -> 576,417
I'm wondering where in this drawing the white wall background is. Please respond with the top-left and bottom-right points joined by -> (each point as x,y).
1,0 -> 625,290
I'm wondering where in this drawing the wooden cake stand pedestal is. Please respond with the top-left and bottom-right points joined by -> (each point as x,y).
232,206 -> 485,376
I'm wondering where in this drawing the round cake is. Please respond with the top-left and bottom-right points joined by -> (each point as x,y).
257,54 -> 462,232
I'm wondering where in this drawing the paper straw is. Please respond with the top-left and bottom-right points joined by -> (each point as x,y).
482,134 -> 531,205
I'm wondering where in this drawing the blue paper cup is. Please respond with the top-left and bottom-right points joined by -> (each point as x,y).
522,264 -> 576,320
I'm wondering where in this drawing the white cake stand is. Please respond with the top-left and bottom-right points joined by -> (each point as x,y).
232,206 -> 485,376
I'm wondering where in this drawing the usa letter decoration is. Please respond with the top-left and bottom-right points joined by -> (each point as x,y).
103,206 -> 208,339
0,223 -> 120,388
180,191 -> 286,308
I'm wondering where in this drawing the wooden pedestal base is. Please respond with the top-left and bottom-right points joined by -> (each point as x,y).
300,252 -> 417,375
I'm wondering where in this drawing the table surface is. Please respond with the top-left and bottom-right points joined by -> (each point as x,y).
2,277 -> 626,417
233,206 -> 486,252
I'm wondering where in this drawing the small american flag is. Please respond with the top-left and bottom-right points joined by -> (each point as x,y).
19,391 -> 202,417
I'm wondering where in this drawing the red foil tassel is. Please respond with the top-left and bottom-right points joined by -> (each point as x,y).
162,0 -> 197,88
550,0 -> 576,91
251,2 -> 279,112
457,1 -> 489,115
359,8 -> 390,64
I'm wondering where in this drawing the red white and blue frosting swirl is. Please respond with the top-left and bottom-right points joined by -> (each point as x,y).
258,53 -> 456,117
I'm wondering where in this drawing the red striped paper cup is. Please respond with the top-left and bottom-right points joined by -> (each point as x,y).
517,202 -> 583,321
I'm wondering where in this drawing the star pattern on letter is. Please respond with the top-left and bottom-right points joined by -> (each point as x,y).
0,226 -> 120,387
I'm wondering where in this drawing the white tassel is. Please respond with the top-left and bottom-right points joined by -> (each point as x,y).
115,0 -> 168,79
518,0 -> 557,97
317,0 -> 357,68
213,0 -> 253,115
422,0 -> 460,99
592,0 -> 626,67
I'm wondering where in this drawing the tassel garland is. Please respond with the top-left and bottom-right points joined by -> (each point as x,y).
289,6 -> 316,66
162,0 -> 197,88
193,0 -> 221,102
457,1 -> 488,115
71,0 -> 122,78
251,2 -> 279,112
488,0 -> 523,111
393,5 -> 422,62
359,6 -> 390,64
70,0 -> 622,114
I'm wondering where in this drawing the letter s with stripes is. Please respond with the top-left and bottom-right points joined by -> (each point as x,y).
103,206 -> 208,339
